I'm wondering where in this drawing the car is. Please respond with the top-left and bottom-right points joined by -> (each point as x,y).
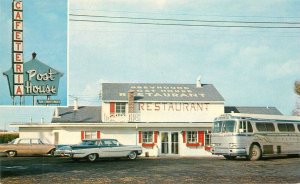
0,138 -> 56,157
54,139 -> 143,162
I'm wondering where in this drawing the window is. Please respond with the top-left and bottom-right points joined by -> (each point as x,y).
142,131 -> 153,143
81,140 -> 98,146
187,131 -> 198,143
238,121 -> 253,133
213,121 -> 236,133
278,123 -> 295,132
31,139 -> 41,144
213,121 -> 222,133
116,102 -> 126,114
205,131 -> 211,146
256,122 -> 275,132
248,121 -> 253,132
85,131 -> 97,139
222,121 -> 236,133
298,124 -> 300,132
18,139 -> 30,144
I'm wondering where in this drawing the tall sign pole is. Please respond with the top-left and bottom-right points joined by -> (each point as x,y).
12,0 -> 24,105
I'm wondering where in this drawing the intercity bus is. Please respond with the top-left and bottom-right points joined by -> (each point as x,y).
211,113 -> 300,160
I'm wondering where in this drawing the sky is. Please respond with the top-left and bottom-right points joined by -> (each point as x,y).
1,0 -> 300,131
69,0 -> 300,114
0,0 -> 68,106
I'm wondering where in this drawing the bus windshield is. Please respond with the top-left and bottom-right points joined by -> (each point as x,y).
213,120 -> 236,133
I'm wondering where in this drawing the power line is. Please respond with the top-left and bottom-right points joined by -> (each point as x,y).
69,19 -> 300,29
69,14 -> 300,25
70,8 -> 300,19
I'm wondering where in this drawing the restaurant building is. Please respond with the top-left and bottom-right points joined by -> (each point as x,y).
12,79 -> 282,157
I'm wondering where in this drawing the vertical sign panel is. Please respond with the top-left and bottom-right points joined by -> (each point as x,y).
12,0 -> 23,96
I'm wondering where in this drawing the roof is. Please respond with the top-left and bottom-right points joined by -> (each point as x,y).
52,106 -> 101,123
102,83 -> 224,102
225,106 -> 282,115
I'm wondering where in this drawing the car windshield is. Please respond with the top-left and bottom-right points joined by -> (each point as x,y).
213,120 -> 236,133
8,138 -> 17,144
80,140 -> 97,146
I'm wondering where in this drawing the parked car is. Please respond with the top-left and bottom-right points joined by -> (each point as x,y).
54,139 -> 142,162
0,138 -> 55,157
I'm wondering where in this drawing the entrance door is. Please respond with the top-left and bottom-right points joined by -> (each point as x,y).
171,132 -> 179,154
161,132 -> 179,155
161,132 -> 169,154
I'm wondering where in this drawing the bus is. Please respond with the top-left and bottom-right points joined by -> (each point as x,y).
211,113 -> 300,161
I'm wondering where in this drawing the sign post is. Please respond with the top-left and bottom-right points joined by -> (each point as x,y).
12,0 -> 24,102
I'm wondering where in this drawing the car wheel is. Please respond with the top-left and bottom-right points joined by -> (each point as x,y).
248,144 -> 262,161
7,151 -> 17,157
87,153 -> 97,162
49,149 -> 55,156
128,151 -> 137,160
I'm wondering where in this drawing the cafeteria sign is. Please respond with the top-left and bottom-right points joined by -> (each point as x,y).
3,53 -> 63,97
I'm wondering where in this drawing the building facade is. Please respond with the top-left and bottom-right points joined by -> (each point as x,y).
11,80 -> 283,157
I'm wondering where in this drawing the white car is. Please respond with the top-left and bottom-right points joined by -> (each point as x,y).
54,139 -> 142,162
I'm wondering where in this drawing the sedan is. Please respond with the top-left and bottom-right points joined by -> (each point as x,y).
0,138 -> 56,157
54,139 -> 142,162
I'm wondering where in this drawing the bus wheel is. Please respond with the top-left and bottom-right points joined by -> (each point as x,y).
248,144 -> 262,161
223,155 -> 236,160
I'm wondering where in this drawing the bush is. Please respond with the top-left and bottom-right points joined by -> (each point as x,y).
0,133 -> 19,144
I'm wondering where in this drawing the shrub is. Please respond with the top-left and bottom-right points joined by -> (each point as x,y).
0,133 -> 19,144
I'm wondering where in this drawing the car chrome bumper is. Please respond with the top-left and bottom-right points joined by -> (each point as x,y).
54,150 -> 72,157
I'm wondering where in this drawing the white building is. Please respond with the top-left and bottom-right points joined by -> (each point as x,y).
11,80 -> 282,157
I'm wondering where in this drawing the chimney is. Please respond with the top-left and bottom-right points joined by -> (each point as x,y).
196,75 -> 202,88
32,52 -> 37,59
74,98 -> 78,111
53,107 -> 60,118
128,90 -> 135,113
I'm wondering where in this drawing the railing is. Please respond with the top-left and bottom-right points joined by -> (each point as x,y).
103,113 -> 141,122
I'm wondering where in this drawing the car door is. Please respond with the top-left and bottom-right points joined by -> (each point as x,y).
17,139 -> 32,155
31,139 -> 48,155
96,140 -> 110,157
110,140 -> 128,157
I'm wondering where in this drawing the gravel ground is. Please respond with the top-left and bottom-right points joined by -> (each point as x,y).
1,156 -> 300,183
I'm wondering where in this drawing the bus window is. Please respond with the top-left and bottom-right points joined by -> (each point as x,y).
265,123 -> 275,131
223,121 -> 235,133
278,123 -> 295,132
247,121 -> 253,132
256,122 -> 275,132
213,121 -> 222,133
278,123 -> 287,132
287,124 -> 295,132
239,121 -> 246,133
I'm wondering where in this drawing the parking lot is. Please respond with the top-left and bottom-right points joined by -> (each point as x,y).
1,156 -> 300,183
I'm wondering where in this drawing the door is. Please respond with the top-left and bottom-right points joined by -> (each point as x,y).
171,132 -> 179,154
160,132 -> 179,155
161,132 -> 169,154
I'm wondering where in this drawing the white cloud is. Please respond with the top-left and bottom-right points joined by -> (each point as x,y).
264,59 -> 300,80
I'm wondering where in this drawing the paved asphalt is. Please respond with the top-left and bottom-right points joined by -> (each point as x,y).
0,156 -> 300,183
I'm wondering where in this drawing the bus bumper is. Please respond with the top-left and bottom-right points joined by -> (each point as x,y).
211,147 -> 247,156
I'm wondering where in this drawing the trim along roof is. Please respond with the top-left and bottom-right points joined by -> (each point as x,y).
102,83 -> 224,102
